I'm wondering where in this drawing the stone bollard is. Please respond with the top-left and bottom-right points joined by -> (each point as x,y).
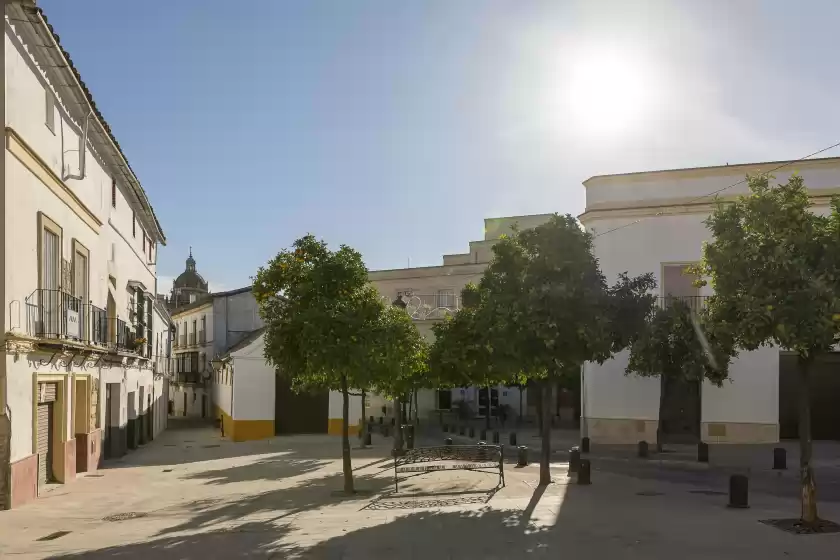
578,459 -> 592,485
459,425 -> 465,436
638,441 -> 649,458
445,437 -> 453,446
469,426 -> 475,438
480,429 -> 487,441
569,446 -> 581,474
379,416 -> 384,425
403,425 -> 415,450
492,431 -> 500,444
364,432 -> 372,446
773,447 -> 786,470
509,432 -> 517,446
698,442 -> 709,463
581,437 -> 590,453
728,474 -> 749,509
517,445 -> 529,467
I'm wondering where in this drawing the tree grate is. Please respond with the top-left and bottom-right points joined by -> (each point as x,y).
103,512 -> 148,522
760,518 -> 840,535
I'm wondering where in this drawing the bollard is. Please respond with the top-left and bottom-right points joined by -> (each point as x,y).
638,441 -> 649,458
403,425 -> 415,450
698,442 -> 709,463
581,437 -> 590,453
569,446 -> 581,474
379,416 -> 384,425
480,429 -> 487,441
364,432 -> 372,446
517,445 -> 529,467
493,431 -> 500,444
369,415 -> 374,424
577,459 -> 591,485
773,447 -> 786,470
391,417 -> 396,426
445,437 -> 453,446
469,426 -> 475,438
383,426 -> 390,437
728,474 -> 749,509
509,432 -> 517,446
459,425 -> 465,436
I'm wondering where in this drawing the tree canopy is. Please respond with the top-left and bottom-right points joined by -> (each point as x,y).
694,174 -> 840,524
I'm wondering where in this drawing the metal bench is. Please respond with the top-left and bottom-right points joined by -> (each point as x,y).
393,444 -> 504,492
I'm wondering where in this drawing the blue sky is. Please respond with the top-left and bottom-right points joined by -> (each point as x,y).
39,0 -> 840,294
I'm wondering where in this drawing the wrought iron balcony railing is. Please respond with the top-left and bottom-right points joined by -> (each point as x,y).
394,293 -> 461,320
656,295 -> 709,313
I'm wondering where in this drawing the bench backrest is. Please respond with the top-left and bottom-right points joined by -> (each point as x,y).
395,445 -> 502,467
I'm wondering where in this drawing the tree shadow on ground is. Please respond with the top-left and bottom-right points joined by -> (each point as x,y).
179,456 -> 329,485
48,521 -> 292,559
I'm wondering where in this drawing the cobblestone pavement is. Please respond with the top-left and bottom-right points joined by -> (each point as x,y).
1,423 -> 839,558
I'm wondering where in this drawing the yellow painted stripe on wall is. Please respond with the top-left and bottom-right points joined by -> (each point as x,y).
327,418 -> 359,436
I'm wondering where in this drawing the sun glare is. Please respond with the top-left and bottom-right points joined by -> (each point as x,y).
557,45 -> 657,138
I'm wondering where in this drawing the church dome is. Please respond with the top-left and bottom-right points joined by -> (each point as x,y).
173,249 -> 208,291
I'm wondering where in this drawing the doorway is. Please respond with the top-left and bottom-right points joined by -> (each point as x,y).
477,387 -> 499,418
36,382 -> 57,486
659,376 -> 701,443
275,377 -> 328,434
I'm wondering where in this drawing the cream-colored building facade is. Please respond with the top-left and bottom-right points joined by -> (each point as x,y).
2,3 -> 170,509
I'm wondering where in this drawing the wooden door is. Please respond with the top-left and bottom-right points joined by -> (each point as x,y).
37,402 -> 54,485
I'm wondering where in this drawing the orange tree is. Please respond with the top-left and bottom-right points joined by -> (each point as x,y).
253,234 -> 388,495
694,174 -> 840,524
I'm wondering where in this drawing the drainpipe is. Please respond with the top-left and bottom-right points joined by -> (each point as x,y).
63,110 -> 92,181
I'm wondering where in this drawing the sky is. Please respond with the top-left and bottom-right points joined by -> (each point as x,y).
39,0 -> 840,295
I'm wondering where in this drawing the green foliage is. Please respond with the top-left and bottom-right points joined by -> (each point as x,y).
368,305 -> 429,399
253,234 -> 385,392
626,300 -> 731,386
694,174 -> 840,359
431,213 -> 656,384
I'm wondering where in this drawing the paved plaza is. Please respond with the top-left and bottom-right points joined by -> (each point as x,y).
1,421 -> 839,559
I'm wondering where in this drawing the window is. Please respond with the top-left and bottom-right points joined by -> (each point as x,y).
45,89 -> 55,133
149,240 -> 153,262
72,240 -> 90,305
111,179 -> 116,208
437,289 -> 455,308
437,389 -> 452,410
142,234 -> 146,252
38,213 -> 62,336
132,212 -> 136,237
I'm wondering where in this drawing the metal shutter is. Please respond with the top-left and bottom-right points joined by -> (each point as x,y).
38,382 -> 57,403
37,403 -> 53,485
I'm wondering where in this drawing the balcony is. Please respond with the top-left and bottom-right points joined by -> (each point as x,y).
396,293 -> 461,320
656,295 -> 709,313
26,289 -> 110,347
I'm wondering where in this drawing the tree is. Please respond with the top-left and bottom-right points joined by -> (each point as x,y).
253,235 -> 385,495
434,215 -> 655,485
626,298 -> 732,451
368,304 -> 429,454
694,174 -> 840,525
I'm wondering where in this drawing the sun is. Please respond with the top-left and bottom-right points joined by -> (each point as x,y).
557,45 -> 657,138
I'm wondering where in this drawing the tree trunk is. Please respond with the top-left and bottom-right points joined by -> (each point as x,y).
485,386 -> 492,430
340,375 -> 354,495
798,357 -> 818,524
656,375 -> 666,453
393,395 -> 404,453
359,389 -> 367,448
535,383 -> 543,437
519,387 -> 523,425
539,380 -> 552,485
414,391 -> 419,424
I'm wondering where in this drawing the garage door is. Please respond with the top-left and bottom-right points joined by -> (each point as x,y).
37,382 -> 57,485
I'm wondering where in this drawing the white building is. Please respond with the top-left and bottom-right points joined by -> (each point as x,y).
169,286 -> 262,418
581,157 -> 840,444
2,2 -> 170,509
